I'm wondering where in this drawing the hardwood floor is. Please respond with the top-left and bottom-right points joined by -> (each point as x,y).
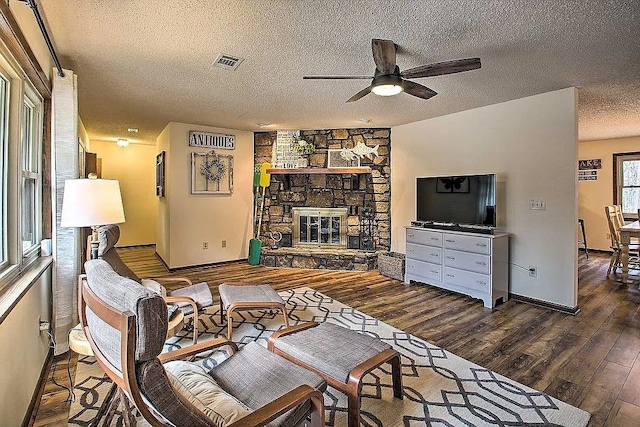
33,248 -> 640,426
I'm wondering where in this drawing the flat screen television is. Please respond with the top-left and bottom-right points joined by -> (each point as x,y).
416,174 -> 497,227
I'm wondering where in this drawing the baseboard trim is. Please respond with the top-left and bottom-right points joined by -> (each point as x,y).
23,348 -> 54,427
154,252 -> 245,273
510,293 -> 581,315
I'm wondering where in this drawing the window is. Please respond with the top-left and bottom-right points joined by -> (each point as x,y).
0,42 -> 44,287
615,153 -> 640,218
21,94 -> 41,257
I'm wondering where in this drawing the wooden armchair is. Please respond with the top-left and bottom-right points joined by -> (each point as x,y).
80,259 -> 326,427
94,224 -> 213,344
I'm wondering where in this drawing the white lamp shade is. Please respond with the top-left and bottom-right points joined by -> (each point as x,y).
60,179 -> 126,227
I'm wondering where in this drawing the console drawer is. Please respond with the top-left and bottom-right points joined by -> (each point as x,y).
406,229 -> 442,247
443,234 -> 490,254
443,249 -> 490,274
406,258 -> 441,282
406,243 -> 442,264
443,267 -> 490,293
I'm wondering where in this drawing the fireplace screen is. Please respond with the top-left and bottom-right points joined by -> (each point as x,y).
292,207 -> 347,248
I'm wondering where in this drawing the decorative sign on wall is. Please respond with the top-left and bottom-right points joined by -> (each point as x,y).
578,170 -> 598,181
155,151 -> 166,197
272,130 -> 306,168
189,131 -> 235,149
191,150 -> 234,194
578,159 -> 601,170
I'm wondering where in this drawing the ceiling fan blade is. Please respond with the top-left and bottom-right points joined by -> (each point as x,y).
401,58 -> 481,79
401,80 -> 438,100
303,75 -> 373,79
346,86 -> 372,103
372,39 -> 397,74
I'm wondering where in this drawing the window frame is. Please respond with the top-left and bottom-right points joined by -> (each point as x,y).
0,39 -> 44,288
613,152 -> 640,220
20,86 -> 43,261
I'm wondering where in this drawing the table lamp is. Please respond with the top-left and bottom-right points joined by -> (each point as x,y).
60,178 -> 126,259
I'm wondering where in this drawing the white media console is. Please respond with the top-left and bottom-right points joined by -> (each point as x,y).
404,226 -> 509,308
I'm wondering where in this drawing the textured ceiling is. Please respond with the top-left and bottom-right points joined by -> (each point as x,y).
36,0 -> 640,144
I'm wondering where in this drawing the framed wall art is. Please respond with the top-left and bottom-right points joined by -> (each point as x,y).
191,150 -> 234,195
156,151 -> 166,197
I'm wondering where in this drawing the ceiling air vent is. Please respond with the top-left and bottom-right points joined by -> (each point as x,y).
213,54 -> 244,70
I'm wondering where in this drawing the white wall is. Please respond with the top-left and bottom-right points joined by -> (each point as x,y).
158,122 -> 253,268
578,136 -> 640,251
90,140 -> 158,246
0,268 -> 52,426
392,88 -> 578,308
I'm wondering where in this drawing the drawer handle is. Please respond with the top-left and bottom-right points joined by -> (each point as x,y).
445,239 -> 455,243
476,243 -> 487,247
430,270 -> 439,274
431,237 -> 439,241
408,234 -> 414,237
475,261 -> 487,265
431,253 -> 439,257
446,274 -> 455,278
446,256 -> 455,260
408,265 -> 414,268
408,249 -> 414,252
476,280 -> 486,285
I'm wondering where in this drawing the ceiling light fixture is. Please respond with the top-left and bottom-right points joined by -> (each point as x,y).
127,128 -> 138,133
371,75 -> 404,96
257,123 -> 272,128
360,118 -> 372,123
117,138 -> 129,147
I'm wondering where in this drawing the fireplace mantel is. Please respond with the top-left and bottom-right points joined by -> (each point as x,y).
266,167 -> 371,175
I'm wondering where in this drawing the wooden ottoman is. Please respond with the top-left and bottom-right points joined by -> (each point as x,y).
218,283 -> 289,340
268,321 -> 403,427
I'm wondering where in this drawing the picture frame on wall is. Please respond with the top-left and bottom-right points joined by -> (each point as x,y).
191,151 -> 234,195
156,151 -> 166,197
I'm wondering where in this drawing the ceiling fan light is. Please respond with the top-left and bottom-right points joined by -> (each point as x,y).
371,84 -> 403,96
117,138 -> 129,147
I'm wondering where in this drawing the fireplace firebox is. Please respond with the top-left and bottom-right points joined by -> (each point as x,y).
292,207 -> 347,248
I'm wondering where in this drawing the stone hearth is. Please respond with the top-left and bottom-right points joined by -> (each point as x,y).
261,247 -> 379,271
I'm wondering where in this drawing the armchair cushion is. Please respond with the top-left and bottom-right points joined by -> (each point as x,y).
164,361 -> 251,426
97,224 -> 141,282
137,359 -> 214,427
210,341 -> 326,427
84,259 -> 167,365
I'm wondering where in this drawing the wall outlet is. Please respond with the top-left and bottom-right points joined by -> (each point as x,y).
202,241 -> 208,250
529,199 -> 546,210
529,265 -> 537,277
221,240 -> 227,248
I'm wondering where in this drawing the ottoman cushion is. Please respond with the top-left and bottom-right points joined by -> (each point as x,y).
272,322 -> 391,383
219,284 -> 285,308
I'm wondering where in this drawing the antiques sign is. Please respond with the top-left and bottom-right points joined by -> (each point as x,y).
578,159 -> 601,170
189,131 -> 235,149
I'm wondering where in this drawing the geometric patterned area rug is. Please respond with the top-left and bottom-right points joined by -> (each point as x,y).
68,287 -> 590,426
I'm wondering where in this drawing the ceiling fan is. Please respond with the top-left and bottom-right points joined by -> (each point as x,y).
303,39 -> 481,102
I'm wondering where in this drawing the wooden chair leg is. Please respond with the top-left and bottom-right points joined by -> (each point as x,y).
102,387 -> 121,426
347,390 -> 361,427
219,298 -> 224,324
390,353 -> 403,399
191,312 -> 199,345
227,309 -> 234,340
119,388 -> 137,427
281,305 -> 289,328
89,382 -> 117,427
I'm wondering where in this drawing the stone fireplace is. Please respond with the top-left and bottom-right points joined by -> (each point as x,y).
254,128 -> 391,271
292,207 -> 347,248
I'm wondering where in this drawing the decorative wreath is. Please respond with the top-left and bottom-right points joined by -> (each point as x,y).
200,154 -> 226,182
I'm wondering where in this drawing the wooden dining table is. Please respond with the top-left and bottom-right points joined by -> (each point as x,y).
619,220 -> 640,284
